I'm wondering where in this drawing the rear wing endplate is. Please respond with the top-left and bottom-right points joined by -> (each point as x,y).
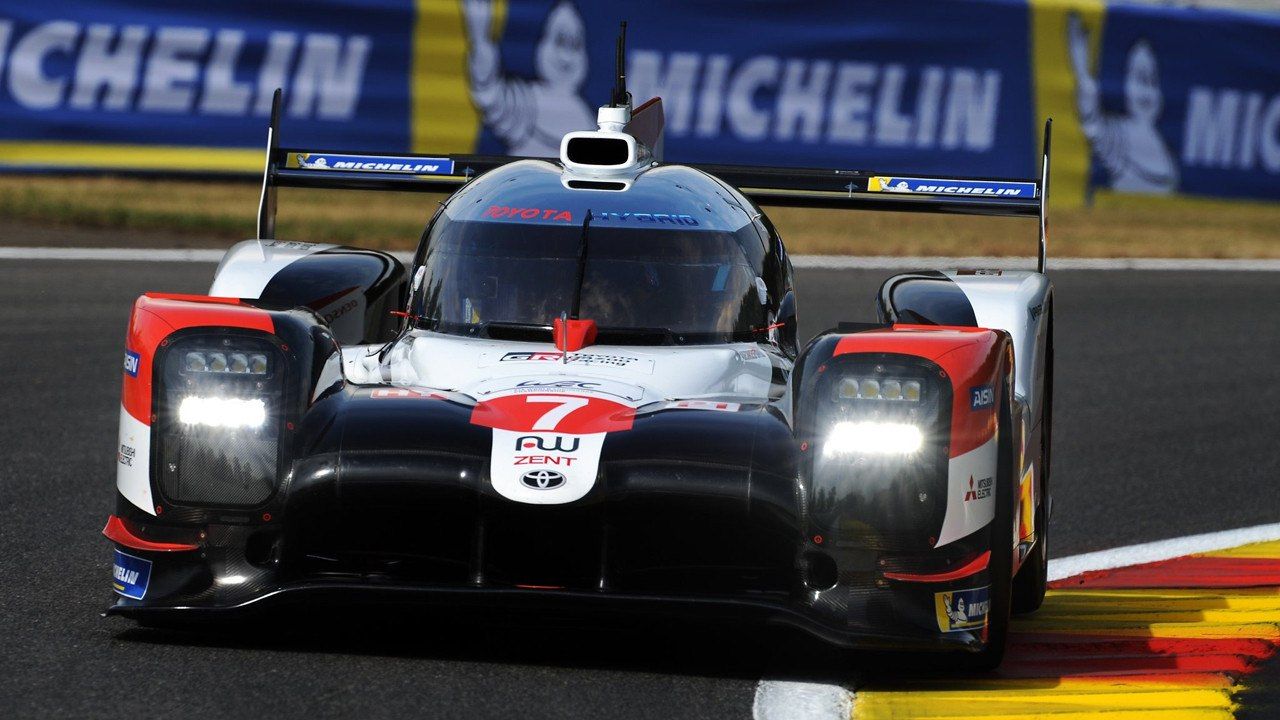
256,89 -> 1052,273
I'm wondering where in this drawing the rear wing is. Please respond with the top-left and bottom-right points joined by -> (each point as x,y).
256,90 -> 1052,273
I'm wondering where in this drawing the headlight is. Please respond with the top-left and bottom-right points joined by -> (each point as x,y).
158,334 -> 284,506
837,376 -> 921,402
177,397 -> 267,429
824,421 -> 924,455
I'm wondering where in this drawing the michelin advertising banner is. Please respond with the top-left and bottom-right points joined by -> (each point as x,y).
0,0 -> 1276,204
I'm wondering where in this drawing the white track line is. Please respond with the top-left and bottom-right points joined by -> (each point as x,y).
4,246 -> 1280,271
1047,520 -> 1280,581
753,680 -> 852,720
754,520 -> 1280,720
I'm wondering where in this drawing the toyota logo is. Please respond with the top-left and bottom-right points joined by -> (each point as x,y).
521,469 -> 566,490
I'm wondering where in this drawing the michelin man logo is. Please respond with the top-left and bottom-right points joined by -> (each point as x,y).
1067,15 -> 1178,194
464,0 -> 595,156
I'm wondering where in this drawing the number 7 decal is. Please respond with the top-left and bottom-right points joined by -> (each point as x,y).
525,395 -> 590,431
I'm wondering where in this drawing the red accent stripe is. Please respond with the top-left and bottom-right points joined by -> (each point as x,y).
884,551 -> 990,582
1050,556 -> 1280,590
102,515 -> 199,552
1001,634 -> 1276,678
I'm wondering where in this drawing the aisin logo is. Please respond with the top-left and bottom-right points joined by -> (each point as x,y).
521,469 -> 566,490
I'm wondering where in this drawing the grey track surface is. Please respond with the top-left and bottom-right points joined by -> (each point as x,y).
2,259 -> 1278,719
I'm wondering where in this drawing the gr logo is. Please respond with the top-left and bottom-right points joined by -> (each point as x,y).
514,435 -> 581,452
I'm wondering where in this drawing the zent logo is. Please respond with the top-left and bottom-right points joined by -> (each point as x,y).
123,350 -> 140,377
970,385 -> 994,410
521,469 -> 567,490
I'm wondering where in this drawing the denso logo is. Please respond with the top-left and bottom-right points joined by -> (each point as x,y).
515,435 -> 581,453
322,298 -> 358,324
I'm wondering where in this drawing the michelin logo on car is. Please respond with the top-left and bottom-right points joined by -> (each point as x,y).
869,176 -> 1037,197
295,153 -> 455,175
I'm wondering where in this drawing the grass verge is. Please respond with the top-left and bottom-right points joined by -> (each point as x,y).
0,174 -> 1276,257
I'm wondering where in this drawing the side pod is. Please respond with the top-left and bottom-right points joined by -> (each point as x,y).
791,325 -> 1015,633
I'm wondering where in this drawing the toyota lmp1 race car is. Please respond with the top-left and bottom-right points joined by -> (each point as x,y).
105,52 -> 1055,670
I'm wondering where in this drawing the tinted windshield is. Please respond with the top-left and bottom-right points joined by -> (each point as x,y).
416,215 -> 767,344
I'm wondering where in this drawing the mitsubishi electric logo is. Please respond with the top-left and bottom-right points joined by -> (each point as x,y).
520,469 -> 566,490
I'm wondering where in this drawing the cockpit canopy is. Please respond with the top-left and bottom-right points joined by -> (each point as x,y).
413,160 -> 781,345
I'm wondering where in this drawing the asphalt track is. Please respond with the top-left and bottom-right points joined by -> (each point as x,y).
2,256 -> 1278,718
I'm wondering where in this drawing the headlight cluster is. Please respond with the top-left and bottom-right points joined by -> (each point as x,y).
182,351 -> 269,375
159,334 -> 284,506
837,377 -> 921,402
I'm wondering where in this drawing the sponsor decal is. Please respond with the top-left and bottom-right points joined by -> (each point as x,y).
735,347 -> 765,361
296,153 -> 454,175
474,392 -> 639,506
520,469 -> 566,490
935,586 -> 991,632
670,400 -> 741,412
970,385 -> 995,410
964,475 -> 993,502
594,211 -> 699,226
499,351 -> 638,368
513,454 -> 576,466
123,350 -> 140,377
515,434 -> 581,453
117,443 -> 136,468
111,549 -> 152,600
482,205 -> 574,222
957,269 -> 1003,276
369,387 -> 441,399
868,176 -> 1037,197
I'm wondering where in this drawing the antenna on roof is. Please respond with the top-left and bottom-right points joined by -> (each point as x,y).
610,21 -> 630,109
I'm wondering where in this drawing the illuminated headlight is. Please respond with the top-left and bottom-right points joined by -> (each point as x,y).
177,396 -> 266,428
824,421 -> 924,455
836,377 -> 921,402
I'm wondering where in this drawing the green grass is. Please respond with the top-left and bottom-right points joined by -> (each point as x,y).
1,175 -> 1277,257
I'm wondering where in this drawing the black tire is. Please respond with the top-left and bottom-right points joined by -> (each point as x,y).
1012,305 -> 1052,615
1011,498 -> 1048,614
955,369 -> 1017,672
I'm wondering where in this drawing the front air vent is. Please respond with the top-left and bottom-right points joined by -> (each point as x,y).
567,180 -> 627,191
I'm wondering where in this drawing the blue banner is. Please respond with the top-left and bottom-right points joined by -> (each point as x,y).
0,0 -> 1277,203
1072,3 -> 1280,201
0,0 -> 413,154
